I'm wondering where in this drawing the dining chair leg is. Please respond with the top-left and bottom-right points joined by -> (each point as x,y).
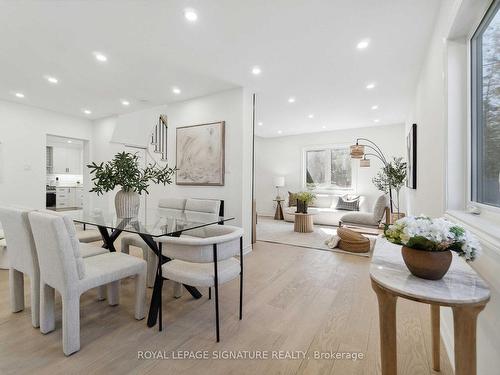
213,244 -> 220,342
158,278 -> 163,332
239,236 -> 243,320
209,287 -> 211,300
9,268 -> 24,313
158,242 -> 163,332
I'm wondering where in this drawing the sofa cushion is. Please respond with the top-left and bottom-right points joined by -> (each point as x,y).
340,212 -> 379,226
373,195 -> 388,222
288,192 -> 298,207
335,196 -> 360,211
310,194 -> 333,208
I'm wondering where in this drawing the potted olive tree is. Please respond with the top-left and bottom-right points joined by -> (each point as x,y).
372,157 -> 407,222
88,152 -> 176,218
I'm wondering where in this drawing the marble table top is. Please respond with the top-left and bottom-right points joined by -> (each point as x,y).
370,237 -> 490,306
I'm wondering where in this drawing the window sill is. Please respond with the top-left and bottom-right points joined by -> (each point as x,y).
445,209 -> 500,251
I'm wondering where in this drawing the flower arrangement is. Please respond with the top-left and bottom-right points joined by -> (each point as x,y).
296,191 -> 316,205
384,216 -> 480,261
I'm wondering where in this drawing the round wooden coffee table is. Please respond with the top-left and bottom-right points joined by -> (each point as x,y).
292,213 -> 315,233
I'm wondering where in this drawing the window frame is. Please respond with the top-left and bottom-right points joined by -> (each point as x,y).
302,143 -> 356,193
470,0 -> 500,212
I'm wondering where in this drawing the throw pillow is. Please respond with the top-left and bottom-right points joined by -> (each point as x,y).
288,191 -> 298,207
336,195 -> 360,211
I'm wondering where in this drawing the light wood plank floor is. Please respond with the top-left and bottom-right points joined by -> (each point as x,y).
0,241 -> 452,375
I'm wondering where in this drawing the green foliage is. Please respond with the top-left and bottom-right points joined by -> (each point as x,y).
296,191 -> 316,205
87,152 -> 176,196
372,157 -> 407,213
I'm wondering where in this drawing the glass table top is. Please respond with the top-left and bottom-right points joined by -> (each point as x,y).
69,208 -> 234,237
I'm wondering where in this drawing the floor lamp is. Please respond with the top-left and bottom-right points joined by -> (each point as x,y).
349,138 -> 394,213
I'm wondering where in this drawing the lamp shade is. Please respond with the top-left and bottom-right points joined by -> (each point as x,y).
360,158 -> 371,167
350,144 -> 365,159
273,176 -> 285,187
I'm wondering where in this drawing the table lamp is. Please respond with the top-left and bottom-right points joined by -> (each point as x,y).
273,176 -> 285,200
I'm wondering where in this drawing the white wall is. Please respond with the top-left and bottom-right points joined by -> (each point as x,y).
0,99 -> 92,209
406,1 -> 500,373
255,123 -> 406,216
90,88 -> 254,248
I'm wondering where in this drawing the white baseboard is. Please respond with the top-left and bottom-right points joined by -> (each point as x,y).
243,244 -> 253,255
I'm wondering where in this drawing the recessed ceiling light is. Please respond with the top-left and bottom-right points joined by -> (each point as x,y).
82,109 -> 92,115
308,114 -> 314,119
371,105 -> 379,110
258,122 -> 263,126
45,75 -> 58,84
172,87 -> 181,95
366,83 -> 376,89
14,92 -> 25,98
121,100 -> 130,106
184,8 -> 198,22
322,125 -> 326,129
93,52 -> 107,62
357,39 -> 370,49
277,130 -> 283,134
374,119 -> 380,123
288,97 -> 296,103
67,140 -> 72,144
251,66 -> 261,75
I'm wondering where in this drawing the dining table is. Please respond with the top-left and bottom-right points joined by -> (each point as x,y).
70,207 -> 234,328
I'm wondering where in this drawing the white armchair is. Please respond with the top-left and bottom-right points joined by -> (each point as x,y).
28,211 -> 147,356
156,225 -> 244,342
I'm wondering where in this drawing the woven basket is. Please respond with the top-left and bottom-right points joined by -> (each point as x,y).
337,227 -> 370,253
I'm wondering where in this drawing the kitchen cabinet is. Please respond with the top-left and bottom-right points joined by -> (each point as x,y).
52,147 -> 82,175
56,187 -> 84,209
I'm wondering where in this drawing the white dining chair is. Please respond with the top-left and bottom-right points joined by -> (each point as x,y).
120,198 -> 223,288
28,211 -> 147,356
0,207 -> 40,328
156,225 -> 244,342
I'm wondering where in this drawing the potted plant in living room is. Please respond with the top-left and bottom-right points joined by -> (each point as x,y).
372,156 -> 407,223
295,191 -> 316,214
88,152 -> 176,218
384,216 -> 480,280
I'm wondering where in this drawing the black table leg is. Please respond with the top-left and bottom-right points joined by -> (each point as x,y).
138,233 -> 202,328
97,226 -> 123,252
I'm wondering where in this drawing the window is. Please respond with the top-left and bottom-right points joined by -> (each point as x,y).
471,0 -> 500,208
305,145 -> 352,191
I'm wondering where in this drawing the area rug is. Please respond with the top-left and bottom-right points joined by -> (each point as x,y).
256,216 -> 376,257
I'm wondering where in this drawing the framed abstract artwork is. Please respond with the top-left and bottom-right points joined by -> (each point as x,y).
176,121 -> 225,186
406,123 -> 417,189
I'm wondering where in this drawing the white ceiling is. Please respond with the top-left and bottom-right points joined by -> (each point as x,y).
0,0 -> 441,137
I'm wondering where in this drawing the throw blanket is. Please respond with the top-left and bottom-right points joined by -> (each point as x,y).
324,235 -> 341,249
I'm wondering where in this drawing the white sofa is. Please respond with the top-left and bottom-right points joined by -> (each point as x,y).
283,194 -> 368,227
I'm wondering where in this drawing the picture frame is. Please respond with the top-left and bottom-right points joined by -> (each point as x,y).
406,123 -> 417,189
176,121 -> 225,186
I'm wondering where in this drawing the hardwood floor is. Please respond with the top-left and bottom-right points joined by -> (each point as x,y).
0,241 -> 452,375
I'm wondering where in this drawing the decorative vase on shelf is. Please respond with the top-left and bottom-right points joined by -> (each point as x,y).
401,246 -> 452,280
115,189 -> 140,218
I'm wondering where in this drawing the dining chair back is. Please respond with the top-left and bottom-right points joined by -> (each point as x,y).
0,206 -> 40,327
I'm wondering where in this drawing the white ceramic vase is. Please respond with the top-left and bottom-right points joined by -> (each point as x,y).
115,189 -> 140,218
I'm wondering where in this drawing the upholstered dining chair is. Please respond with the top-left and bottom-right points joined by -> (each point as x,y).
156,225 -> 244,342
0,207 -> 40,328
120,198 -> 223,288
28,211 -> 147,356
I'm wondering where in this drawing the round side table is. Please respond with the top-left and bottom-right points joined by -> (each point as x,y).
292,213 -> 315,233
